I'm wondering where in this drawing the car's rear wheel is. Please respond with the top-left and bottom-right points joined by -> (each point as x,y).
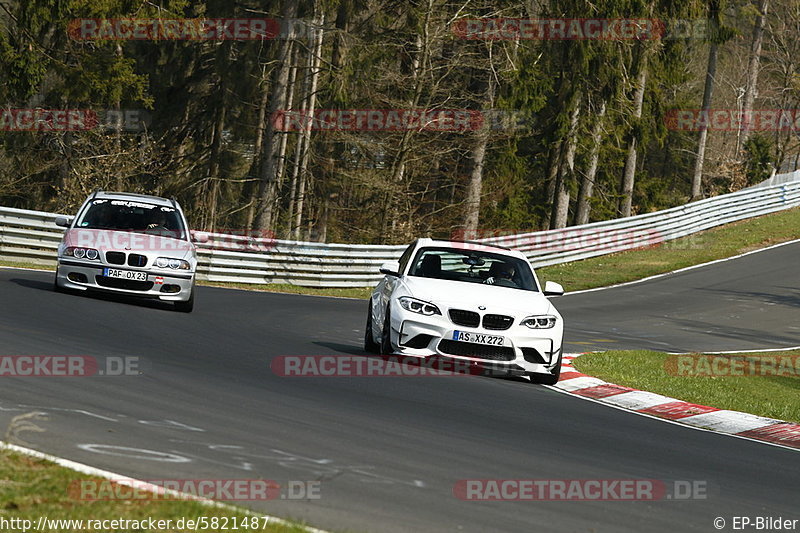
364,303 -> 380,353
380,310 -> 393,355
174,287 -> 194,313
530,351 -> 562,385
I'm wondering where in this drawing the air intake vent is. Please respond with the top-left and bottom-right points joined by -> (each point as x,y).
105,251 -> 125,265
482,314 -> 513,330
449,309 -> 480,328
128,254 -> 147,267
437,340 -> 515,361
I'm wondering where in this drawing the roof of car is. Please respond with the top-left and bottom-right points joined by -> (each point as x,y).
416,237 -> 528,259
92,191 -> 176,208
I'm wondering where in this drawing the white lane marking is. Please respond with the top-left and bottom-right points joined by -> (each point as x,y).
4,405 -> 118,422
77,444 -> 191,463
545,383 -> 800,452
169,449 -> 254,471
139,419 -> 205,432
0,265 -> 54,272
0,441 -> 327,533
679,411 -> 783,434
553,376 -> 606,391
561,237 -> 800,296
166,441 -> 427,489
601,391 -> 677,411
666,345 -> 800,355
555,353 -> 799,452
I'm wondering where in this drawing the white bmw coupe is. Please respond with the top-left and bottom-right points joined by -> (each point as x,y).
365,238 -> 565,384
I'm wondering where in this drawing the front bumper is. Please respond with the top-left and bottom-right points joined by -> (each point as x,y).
390,307 -> 563,376
56,259 -> 194,302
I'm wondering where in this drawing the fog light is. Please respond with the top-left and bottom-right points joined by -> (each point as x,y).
67,273 -> 88,283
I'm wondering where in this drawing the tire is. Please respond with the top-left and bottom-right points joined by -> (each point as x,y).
174,287 -> 195,313
53,268 -> 67,293
380,309 -> 393,355
364,302 -> 380,353
530,350 -> 562,385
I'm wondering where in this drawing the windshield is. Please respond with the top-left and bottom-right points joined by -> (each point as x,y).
408,247 -> 538,291
76,199 -> 187,239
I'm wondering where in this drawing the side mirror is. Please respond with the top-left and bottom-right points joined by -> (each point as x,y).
54,216 -> 72,228
192,231 -> 209,244
543,281 -> 564,297
379,261 -> 401,277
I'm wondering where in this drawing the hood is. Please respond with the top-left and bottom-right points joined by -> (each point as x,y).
64,228 -> 193,258
401,276 -> 556,317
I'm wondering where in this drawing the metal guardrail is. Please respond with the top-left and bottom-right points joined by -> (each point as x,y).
1,177 -> 799,287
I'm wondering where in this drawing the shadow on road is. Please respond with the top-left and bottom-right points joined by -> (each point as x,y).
9,277 -> 175,312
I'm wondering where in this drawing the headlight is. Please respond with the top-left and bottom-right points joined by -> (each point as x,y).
398,296 -> 441,316
521,315 -> 557,329
156,257 -> 190,270
64,247 -> 100,260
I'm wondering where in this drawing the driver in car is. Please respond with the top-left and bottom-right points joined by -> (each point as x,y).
147,210 -> 169,230
486,263 -> 517,287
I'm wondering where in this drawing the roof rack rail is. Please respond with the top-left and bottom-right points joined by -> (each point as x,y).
90,189 -> 102,200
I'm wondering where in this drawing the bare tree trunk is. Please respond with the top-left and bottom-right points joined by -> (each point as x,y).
206,103 -> 227,232
691,41 -> 718,201
243,68 -> 271,230
254,0 -> 298,231
276,47 -> 298,193
113,42 -> 124,190
542,147 -> 559,229
381,5 -> 433,243
318,196 -> 330,242
293,3 -> 325,240
741,0 -> 769,146
619,56 -> 648,218
286,46 -> 310,239
550,99 -> 580,229
575,98 -> 606,225
463,78 -> 495,233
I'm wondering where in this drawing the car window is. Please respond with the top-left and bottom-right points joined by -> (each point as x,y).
397,242 -> 415,275
408,247 -> 538,291
76,199 -> 187,239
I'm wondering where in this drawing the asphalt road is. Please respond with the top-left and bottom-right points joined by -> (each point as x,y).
0,243 -> 798,532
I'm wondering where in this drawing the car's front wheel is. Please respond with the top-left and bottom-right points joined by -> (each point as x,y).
364,303 -> 380,353
530,351 -> 562,385
380,310 -> 393,355
174,287 -> 195,313
53,268 -> 67,293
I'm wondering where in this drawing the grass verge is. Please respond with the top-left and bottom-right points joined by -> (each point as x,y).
3,205 -> 800,297
0,448 -> 309,533
536,206 -> 800,291
573,350 -> 800,423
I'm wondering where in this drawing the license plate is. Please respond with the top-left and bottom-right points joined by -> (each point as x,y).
104,268 -> 148,281
453,331 -> 504,345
